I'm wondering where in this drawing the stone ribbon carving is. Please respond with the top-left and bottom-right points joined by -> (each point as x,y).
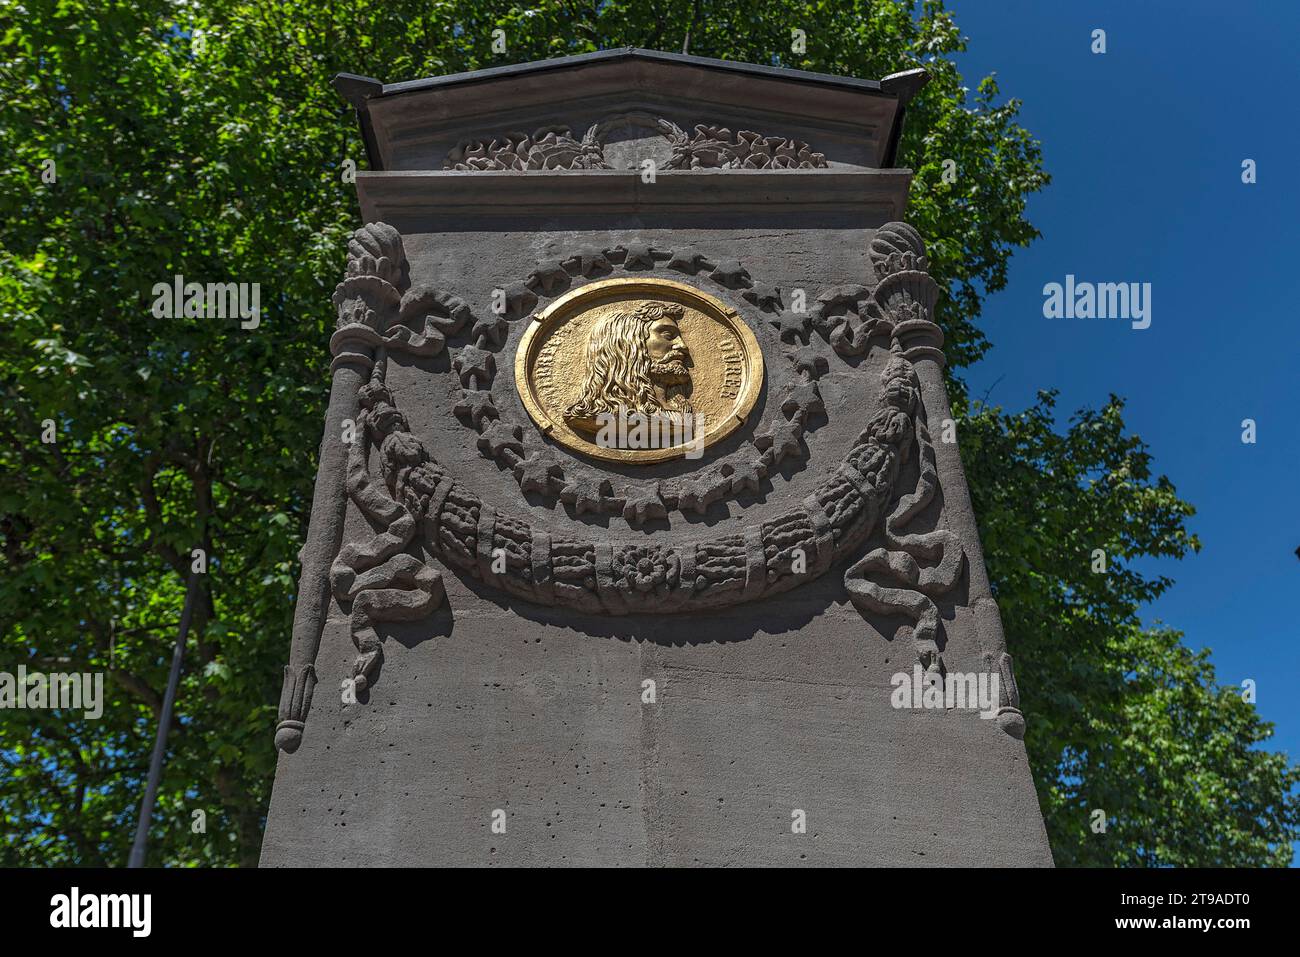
839,222 -> 965,684
445,111 -> 829,171
275,223 -> 456,751
329,374 -> 445,692
843,387 -> 964,683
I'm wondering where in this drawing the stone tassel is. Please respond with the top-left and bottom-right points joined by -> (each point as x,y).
273,355 -> 371,753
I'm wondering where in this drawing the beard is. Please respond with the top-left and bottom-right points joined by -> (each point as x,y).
648,356 -> 690,385
647,355 -> 692,415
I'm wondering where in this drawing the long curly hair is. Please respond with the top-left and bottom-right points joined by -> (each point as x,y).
564,301 -> 690,423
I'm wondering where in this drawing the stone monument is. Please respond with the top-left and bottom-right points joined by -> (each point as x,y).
260,49 -> 1053,867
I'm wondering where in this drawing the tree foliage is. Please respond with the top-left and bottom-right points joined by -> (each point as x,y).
1,0 -> 1293,866
961,393 -> 1298,866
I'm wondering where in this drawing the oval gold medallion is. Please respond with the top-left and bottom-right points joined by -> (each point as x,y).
515,277 -> 764,464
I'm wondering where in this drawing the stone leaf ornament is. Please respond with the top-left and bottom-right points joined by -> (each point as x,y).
445,112 -> 829,171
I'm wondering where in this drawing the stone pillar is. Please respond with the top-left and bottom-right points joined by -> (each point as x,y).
261,50 -> 1052,867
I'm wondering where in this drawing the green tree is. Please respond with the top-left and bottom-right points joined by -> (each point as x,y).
1,0 -> 1294,866
962,394 -> 1298,866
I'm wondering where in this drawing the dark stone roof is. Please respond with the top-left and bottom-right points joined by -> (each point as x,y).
333,48 -> 928,171
335,47 -> 926,106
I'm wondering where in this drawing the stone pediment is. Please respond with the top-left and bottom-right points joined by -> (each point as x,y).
334,48 -> 927,172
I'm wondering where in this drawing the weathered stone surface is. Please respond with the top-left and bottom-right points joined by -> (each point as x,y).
261,51 -> 1052,867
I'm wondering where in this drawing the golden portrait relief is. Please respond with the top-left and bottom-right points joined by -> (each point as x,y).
515,278 -> 763,464
563,300 -> 694,432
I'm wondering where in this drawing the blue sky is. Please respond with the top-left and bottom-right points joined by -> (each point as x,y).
947,0 -> 1299,853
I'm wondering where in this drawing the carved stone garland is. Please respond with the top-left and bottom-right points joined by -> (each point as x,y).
449,245 -> 826,526
276,220 -> 1022,749
445,111 -> 829,172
